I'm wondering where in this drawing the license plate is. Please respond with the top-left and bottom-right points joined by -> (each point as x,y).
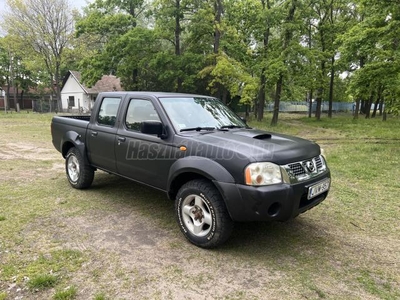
308,179 -> 330,200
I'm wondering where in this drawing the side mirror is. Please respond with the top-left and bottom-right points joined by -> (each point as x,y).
140,121 -> 168,139
240,116 -> 247,124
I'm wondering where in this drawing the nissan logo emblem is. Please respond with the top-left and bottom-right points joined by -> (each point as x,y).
305,161 -> 315,172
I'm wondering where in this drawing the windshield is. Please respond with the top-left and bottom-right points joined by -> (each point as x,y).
159,97 -> 246,132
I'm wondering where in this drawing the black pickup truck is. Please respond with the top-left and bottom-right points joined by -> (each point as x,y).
51,92 -> 331,248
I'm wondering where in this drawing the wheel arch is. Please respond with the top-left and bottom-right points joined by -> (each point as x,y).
167,157 -> 234,200
61,131 -> 89,165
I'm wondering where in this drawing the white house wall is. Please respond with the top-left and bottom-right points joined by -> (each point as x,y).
61,76 -> 91,111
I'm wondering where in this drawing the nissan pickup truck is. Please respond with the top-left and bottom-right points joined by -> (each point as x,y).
51,92 -> 331,248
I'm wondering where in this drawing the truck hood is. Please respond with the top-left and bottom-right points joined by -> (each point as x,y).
180,128 -> 320,165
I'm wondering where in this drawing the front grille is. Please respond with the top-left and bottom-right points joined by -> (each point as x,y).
288,162 -> 307,177
315,156 -> 323,169
284,155 -> 326,182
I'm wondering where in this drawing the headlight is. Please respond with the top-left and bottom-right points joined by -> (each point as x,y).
245,162 -> 282,186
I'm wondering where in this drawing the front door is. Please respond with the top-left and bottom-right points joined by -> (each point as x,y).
115,98 -> 179,190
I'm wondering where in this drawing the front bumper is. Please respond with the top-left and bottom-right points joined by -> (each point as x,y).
214,170 -> 331,222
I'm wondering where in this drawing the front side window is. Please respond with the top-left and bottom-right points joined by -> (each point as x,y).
97,97 -> 121,126
125,99 -> 160,131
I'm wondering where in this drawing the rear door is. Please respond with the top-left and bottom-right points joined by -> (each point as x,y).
87,96 -> 122,172
115,97 -> 180,190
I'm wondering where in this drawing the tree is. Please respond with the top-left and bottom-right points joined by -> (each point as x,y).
0,36 -> 37,111
3,0 -> 74,110
75,0 -> 149,89
270,0 -> 300,126
340,0 -> 400,120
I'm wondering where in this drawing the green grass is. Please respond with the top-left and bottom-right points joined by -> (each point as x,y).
93,292 -> 107,300
28,274 -> 58,290
0,111 -> 399,299
53,286 -> 77,300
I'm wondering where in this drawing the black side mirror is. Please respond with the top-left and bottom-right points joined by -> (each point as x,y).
140,121 -> 167,139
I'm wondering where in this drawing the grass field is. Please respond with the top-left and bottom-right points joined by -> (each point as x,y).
0,111 -> 399,300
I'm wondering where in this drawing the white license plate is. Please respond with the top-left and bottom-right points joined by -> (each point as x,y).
308,179 -> 330,200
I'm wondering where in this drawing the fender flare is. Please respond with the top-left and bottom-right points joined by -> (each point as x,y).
167,156 -> 235,190
61,131 -> 89,165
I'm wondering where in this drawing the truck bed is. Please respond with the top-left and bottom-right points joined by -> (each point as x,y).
58,115 -> 91,121
51,115 -> 91,155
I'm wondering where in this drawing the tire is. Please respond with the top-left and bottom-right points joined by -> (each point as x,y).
176,179 -> 234,248
65,147 -> 94,189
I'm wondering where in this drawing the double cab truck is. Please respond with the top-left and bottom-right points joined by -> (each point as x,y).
51,92 -> 331,248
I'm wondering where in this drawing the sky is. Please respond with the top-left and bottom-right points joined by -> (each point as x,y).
0,0 -> 91,11
0,0 -> 92,35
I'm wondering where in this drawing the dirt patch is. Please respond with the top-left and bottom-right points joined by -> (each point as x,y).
0,142 -> 59,161
18,209 -> 291,300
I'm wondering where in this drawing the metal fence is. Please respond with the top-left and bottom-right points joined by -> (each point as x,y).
32,99 -> 59,113
265,101 -> 354,113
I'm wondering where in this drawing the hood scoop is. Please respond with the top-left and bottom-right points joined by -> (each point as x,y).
231,130 -> 272,139
253,133 -> 272,140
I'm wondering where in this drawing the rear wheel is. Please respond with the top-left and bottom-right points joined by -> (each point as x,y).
65,148 -> 94,189
176,179 -> 233,248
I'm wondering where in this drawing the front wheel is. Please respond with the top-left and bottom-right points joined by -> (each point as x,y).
176,179 -> 234,248
65,148 -> 94,189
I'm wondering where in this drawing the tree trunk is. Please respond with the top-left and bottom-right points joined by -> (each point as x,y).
257,71 -> 266,122
257,0 -> 271,121
254,97 -> 258,119
55,64 -> 62,112
214,0 -> 222,54
353,99 -> 360,119
6,79 -> 10,111
270,0 -> 297,126
20,90 -> 24,109
365,91 -> 374,119
10,55 -> 18,112
13,83 -> 18,112
328,55 -> 334,118
175,0 -> 182,92
129,5 -> 139,90
371,87 -> 381,118
271,75 -> 283,126
315,87 -> 323,121
308,89 -> 313,118
315,22 -> 326,120
213,0 -> 223,99
360,99 -> 366,114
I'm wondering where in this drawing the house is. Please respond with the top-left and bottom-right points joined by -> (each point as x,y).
61,71 -> 123,112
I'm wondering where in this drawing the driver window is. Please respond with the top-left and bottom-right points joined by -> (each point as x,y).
125,99 -> 160,131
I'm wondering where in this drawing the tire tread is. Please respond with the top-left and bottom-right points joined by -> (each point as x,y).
176,179 -> 233,248
66,148 -> 94,189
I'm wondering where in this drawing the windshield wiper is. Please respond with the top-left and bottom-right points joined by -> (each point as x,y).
180,127 -> 215,132
220,125 -> 244,129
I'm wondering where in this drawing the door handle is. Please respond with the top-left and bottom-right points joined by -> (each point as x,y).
91,131 -> 98,137
117,136 -> 126,142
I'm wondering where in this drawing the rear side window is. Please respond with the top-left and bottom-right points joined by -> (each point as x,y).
97,97 -> 121,126
125,99 -> 160,131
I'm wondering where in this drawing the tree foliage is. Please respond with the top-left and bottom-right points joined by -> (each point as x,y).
1,0 -> 399,122
2,0 -> 74,109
